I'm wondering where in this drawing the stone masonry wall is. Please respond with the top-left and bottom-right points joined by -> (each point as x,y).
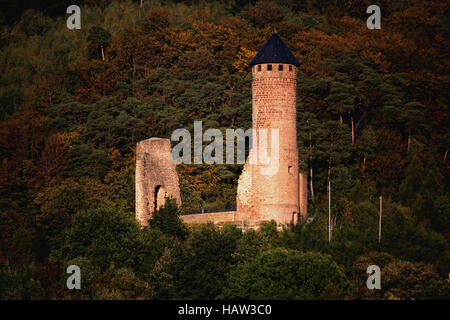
136,138 -> 181,226
236,63 -> 301,227
181,211 -> 236,226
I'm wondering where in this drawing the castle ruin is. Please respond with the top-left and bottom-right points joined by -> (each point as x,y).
135,34 -> 307,228
135,138 -> 182,226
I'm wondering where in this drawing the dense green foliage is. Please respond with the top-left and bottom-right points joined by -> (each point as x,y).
222,249 -> 350,299
149,197 -> 188,239
0,0 -> 448,299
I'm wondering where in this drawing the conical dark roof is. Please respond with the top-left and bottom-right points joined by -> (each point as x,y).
249,33 -> 300,66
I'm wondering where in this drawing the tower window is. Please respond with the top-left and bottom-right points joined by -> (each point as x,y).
289,65 -> 293,71
267,64 -> 272,71
258,65 -> 261,71
279,65 -> 283,71
288,165 -> 293,173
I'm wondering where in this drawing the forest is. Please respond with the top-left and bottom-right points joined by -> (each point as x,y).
0,0 -> 449,299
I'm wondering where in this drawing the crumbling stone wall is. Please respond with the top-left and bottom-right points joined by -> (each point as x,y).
181,211 -> 236,226
135,138 -> 181,226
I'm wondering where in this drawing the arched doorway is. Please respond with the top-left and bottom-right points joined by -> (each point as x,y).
154,185 -> 167,211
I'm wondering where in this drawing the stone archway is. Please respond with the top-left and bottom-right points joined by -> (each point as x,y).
154,185 -> 167,211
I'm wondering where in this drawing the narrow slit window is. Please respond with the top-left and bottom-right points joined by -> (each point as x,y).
267,64 -> 272,71
289,65 -> 293,71
258,65 -> 261,71
279,65 -> 283,71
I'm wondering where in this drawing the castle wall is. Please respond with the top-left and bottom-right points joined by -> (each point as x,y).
135,138 -> 181,226
181,211 -> 236,226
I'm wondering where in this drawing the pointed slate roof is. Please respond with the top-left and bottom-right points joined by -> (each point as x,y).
249,33 -> 300,66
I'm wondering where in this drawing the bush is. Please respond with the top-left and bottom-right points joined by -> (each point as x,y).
222,248 -> 350,299
148,197 -> 188,239
382,260 -> 448,300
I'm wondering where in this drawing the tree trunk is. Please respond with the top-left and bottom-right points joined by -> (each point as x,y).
101,45 -> 105,61
328,180 -> 331,242
328,138 -> 333,183
351,116 -> 354,144
309,129 -> 314,200
310,166 -> 314,201
339,114 -> 342,124
407,134 -> 411,151
444,149 -> 448,161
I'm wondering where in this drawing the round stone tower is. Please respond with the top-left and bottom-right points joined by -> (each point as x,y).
236,33 -> 302,227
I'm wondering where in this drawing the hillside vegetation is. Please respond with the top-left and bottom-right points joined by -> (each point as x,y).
0,0 -> 448,299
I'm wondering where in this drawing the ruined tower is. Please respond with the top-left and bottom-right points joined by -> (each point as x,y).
236,33 -> 306,227
135,138 -> 181,226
